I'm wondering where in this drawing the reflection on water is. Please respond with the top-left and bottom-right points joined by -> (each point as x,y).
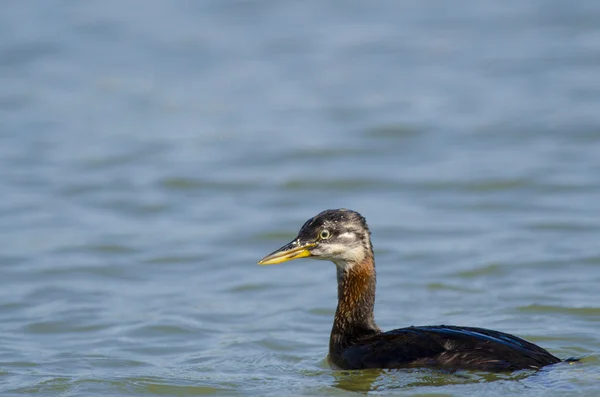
331,367 -> 531,392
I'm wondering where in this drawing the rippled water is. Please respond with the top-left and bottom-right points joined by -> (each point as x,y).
1,1 -> 600,396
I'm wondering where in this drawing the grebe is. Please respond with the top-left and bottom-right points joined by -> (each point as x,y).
258,209 -> 562,371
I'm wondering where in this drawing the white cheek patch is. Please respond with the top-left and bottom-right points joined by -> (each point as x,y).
344,245 -> 366,263
338,231 -> 371,253
338,232 -> 355,241
325,242 -> 365,264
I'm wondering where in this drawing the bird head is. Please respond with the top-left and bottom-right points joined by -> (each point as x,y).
258,209 -> 373,270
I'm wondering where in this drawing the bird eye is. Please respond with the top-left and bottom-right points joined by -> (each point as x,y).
320,229 -> 331,240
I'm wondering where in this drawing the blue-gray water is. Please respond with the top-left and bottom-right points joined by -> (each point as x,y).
1,1 -> 600,396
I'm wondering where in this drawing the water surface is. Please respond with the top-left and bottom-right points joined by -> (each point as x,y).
1,1 -> 600,396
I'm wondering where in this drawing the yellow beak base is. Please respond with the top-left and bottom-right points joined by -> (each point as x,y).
257,242 -> 316,265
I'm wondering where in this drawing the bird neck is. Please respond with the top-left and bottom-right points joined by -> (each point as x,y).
329,256 -> 380,354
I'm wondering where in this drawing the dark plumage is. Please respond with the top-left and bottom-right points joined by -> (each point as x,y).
258,209 -> 563,371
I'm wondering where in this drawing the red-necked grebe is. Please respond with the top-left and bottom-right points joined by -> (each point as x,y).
258,209 -> 562,371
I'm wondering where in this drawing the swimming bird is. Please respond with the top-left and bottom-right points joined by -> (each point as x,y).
258,209 -> 563,371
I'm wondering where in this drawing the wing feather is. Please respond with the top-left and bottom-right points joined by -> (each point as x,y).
341,325 -> 560,370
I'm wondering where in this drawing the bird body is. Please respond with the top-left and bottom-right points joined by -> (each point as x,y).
331,325 -> 560,371
258,209 -> 563,371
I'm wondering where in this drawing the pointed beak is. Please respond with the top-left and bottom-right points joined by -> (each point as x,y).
257,240 -> 317,265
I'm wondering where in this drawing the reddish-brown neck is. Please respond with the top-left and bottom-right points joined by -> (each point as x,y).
329,257 -> 380,354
